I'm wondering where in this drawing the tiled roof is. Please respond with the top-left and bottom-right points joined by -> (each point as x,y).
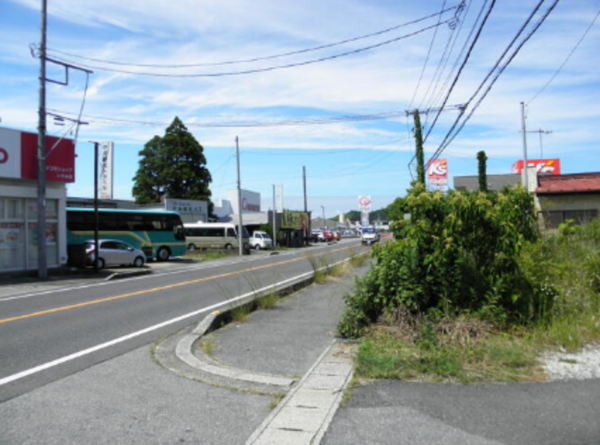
536,173 -> 600,194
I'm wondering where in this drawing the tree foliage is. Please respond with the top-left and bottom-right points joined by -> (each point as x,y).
133,117 -> 213,212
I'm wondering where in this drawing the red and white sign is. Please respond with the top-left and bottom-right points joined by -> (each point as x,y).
427,158 -> 448,185
0,127 -> 75,182
512,159 -> 561,176
358,195 -> 371,211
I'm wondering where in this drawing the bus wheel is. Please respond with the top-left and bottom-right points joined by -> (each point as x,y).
188,243 -> 197,251
157,247 -> 170,261
224,244 -> 233,251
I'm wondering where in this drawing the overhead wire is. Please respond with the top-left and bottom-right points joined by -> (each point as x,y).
47,20 -> 454,78
429,0 -> 562,163
528,2 -> 600,105
47,5 -> 460,69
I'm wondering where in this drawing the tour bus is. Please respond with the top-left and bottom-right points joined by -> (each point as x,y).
66,208 -> 186,261
183,222 -> 250,252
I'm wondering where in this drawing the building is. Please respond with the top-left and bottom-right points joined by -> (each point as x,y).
453,174 -> 521,192
0,127 -> 75,274
535,172 -> 600,228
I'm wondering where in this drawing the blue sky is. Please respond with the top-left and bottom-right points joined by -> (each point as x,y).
1,0 -> 599,217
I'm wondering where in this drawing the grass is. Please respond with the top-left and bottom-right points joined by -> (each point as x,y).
257,292 -> 279,310
351,221 -> 600,384
200,335 -> 216,357
184,250 -> 231,261
230,303 -> 252,323
355,319 -> 544,384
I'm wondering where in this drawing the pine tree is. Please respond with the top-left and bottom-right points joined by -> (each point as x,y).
132,117 -> 213,212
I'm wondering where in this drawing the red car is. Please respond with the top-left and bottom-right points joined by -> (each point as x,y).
324,231 -> 334,241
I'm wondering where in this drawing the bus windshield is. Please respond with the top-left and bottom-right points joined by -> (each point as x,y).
66,208 -> 187,261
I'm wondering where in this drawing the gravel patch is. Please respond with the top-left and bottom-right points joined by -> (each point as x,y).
542,343 -> 600,381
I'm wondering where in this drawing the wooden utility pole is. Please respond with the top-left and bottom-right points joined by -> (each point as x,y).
413,110 -> 425,186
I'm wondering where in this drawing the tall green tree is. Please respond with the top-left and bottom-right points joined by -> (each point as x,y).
477,150 -> 488,192
132,117 -> 214,213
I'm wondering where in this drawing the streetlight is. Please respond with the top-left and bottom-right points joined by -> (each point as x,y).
321,205 -> 325,229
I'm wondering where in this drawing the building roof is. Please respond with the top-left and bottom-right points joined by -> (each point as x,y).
536,172 -> 600,194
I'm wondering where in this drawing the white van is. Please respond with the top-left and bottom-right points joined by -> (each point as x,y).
249,231 -> 273,250
184,222 -> 250,252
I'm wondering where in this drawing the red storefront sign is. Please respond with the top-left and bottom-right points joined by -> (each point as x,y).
511,159 -> 561,176
0,127 -> 75,182
427,158 -> 448,185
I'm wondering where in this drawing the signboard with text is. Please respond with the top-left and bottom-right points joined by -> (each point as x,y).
511,159 -> 561,175
427,158 -> 448,185
99,141 -> 114,199
281,211 -> 309,229
0,127 -> 75,182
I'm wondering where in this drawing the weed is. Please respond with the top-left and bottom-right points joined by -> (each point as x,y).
200,336 -> 215,357
230,303 -> 252,323
269,393 -> 285,410
257,292 -> 279,310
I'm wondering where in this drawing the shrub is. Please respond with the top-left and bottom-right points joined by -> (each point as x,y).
339,186 -> 548,337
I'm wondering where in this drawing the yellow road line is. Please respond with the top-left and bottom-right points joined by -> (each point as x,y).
0,244 -> 357,325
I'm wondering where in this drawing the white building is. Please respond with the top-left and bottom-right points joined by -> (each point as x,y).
0,127 -> 75,274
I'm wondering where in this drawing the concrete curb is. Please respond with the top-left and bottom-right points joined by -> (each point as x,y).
245,340 -> 356,445
104,268 -> 152,281
161,253 -> 365,395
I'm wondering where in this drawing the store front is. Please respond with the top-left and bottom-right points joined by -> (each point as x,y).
0,127 -> 74,274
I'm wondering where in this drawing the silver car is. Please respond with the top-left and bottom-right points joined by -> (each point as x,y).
85,239 -> 146,269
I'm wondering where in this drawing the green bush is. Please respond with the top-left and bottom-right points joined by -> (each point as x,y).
339,186 -> 548,338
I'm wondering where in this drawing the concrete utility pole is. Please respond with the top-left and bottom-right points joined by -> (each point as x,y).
527,128 -> 552,158
520,102 -> 529,189
303,166 -> 308,246
37,0 -> 48,278
321,206 -> 325,229
92,141 -> 100,272
272,185 -> 277,249
235,137 -> 244,256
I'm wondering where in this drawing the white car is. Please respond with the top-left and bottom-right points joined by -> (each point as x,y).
85,239 -> 146,269
249,231 -> 273,250
361,228 -> 380,245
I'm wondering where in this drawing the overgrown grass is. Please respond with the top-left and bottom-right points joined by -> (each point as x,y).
257,292 -> 279,310
200,335 -> 216,357
230,303 -> 252,323
350,219 -> 600,383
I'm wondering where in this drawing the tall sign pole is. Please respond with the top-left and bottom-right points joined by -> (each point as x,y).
520,102 -> 529,189
37,0 -> 48,278
235,137 -> 244,256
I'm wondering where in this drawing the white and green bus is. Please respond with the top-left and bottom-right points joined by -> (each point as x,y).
67,208 -> 186,261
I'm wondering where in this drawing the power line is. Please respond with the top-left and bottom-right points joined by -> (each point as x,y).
47,20 -> 453,78
429,0 -> 561,163
47,5 -> 459,69
528,2 -> 600,105
47,108 -> 410,128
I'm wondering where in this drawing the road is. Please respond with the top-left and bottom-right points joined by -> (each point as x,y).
0,239 -> 364,402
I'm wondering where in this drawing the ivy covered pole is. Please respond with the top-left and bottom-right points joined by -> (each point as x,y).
477,150 -> 488,192
413,110 -> 426,186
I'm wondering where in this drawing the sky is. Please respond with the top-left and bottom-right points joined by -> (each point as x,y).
1,0 -> 599,217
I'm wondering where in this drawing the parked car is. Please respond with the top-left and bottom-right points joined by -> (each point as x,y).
360,228 -> 380,245
84,239 -> 146,269
311,230 -> 326,242
332,231 -> 341,241
249,231 -> 273,250
324,231 -> 334,242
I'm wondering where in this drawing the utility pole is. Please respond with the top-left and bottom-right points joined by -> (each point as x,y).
321,205 -> 325,229
272,185 -> 277,249
520,102 -> 529,189
303,166 -> 308,246
414,110 -> 425,186
37,0 -> 48,278
235,137 -> 244,256
92,141 -> 100,272
526,128 -> 552,158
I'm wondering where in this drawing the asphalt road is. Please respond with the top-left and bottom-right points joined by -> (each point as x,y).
0,239 -> 364,402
